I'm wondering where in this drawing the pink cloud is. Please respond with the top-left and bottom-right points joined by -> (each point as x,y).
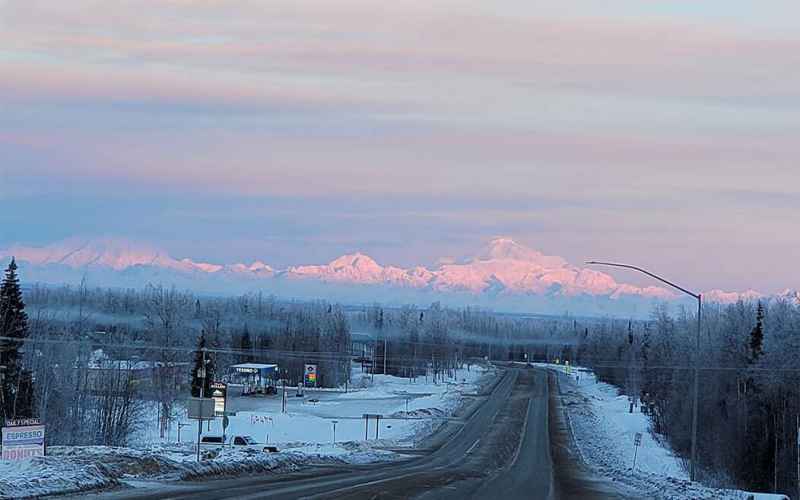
2,1 -> 798,101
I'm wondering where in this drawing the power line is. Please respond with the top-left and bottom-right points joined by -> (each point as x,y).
8,335 -> 800,373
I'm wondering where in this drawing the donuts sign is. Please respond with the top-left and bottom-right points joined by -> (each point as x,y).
2,418 -> 45,461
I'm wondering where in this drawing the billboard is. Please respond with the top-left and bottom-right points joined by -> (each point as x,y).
2,418 -> 45,461
210,382 -> 227,416
304,364 -> 317,387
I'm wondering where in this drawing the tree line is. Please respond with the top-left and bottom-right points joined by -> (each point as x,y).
577,299 -> 800,495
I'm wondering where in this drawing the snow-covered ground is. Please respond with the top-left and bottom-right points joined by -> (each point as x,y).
547,363 -> 789,500
0,363 -> 491,499
139,363 -> 489,448
0,443 -> 392,499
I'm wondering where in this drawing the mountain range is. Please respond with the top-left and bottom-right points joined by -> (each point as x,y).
1,237 -> 794,316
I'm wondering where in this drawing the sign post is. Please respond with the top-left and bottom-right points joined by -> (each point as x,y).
362,414 -> 382,440
187,397 -> 215,461
632,432 -> 642,470
210,381 -> 227,442
331,420 -> 338,444
1,418 -> 45,461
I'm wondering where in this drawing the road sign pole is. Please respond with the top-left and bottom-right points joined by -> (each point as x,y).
375,415 -> 380,440
365,415 -> 369,440
633,432 -> 642,470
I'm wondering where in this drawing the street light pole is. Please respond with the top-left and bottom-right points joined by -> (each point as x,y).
586,261 -> 702,482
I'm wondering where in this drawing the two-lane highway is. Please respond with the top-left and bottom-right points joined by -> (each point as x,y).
74,367 -> 624,499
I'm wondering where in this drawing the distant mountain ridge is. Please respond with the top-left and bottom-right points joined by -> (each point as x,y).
1,237 -> 787,313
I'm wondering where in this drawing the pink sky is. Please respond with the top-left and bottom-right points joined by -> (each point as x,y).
2,0 -> 799,293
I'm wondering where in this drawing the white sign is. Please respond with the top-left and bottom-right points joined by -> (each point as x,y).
210,382 -> 227,417
235,367 -> 259,374
2,424 -> 45,461
250,414 -> 273,425
5,418 -> 41,427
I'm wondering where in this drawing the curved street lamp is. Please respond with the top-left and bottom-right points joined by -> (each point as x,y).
586,261 -> 702,482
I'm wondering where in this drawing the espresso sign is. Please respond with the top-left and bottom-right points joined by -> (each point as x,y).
2,420 -> 45,461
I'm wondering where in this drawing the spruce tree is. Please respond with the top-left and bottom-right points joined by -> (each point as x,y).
749,301 -> 765,363
240,325 -> 253,363
190,333 -> 213,397
0,258 -> 33,419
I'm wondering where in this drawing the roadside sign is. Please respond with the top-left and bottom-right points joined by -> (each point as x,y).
632,432 -> 643,469
5,418 -> 41,427
210,382 -> 227,417
234,366 -> 259,374
2,420 -> 45,461
187,397 -> 215,419
304,364 -> 318,387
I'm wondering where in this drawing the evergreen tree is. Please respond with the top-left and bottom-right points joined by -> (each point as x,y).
749,301 -> 765,363
240,325 -> 253,363
190,333 -> 214,397
0,258 -> 33,419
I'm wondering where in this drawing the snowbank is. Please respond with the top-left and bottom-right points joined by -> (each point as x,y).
0,442 -> 395,499
548,364 -> 788,500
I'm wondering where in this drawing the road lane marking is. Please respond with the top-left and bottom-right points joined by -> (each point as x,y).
507,397 -> 532,470
466,439 -> 480,455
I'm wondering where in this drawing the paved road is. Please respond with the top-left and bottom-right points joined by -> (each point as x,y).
76,367 -> 625,500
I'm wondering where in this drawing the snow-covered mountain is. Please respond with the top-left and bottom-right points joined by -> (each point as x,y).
280,238 -> 674,300
0,237 -> 775,314
777,288 -> 800,305
0,238 -> 219,273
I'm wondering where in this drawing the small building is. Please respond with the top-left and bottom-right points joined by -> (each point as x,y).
227,363 -> 279,395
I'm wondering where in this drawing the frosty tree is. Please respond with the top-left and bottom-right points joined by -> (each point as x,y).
0,257 -> 34,420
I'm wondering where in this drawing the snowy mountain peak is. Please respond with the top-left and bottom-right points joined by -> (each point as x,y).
702,289 -> 764,304
2,237 -> 776,311
479,237 -> 568,268
778,289 -> 800,305
1,237 -> 168,271
2,237 -> 223,274
329,253 -> 382,272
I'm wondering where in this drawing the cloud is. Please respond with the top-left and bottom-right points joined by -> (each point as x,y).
2,0 -> 800,292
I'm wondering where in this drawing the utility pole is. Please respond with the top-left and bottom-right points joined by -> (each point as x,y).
775,413 -> 778,493
587,261 -> 703,482
197,348 -> 206,462
383,337 -> 388,376
795,415 -> 800,498
281,376 -> 287,413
